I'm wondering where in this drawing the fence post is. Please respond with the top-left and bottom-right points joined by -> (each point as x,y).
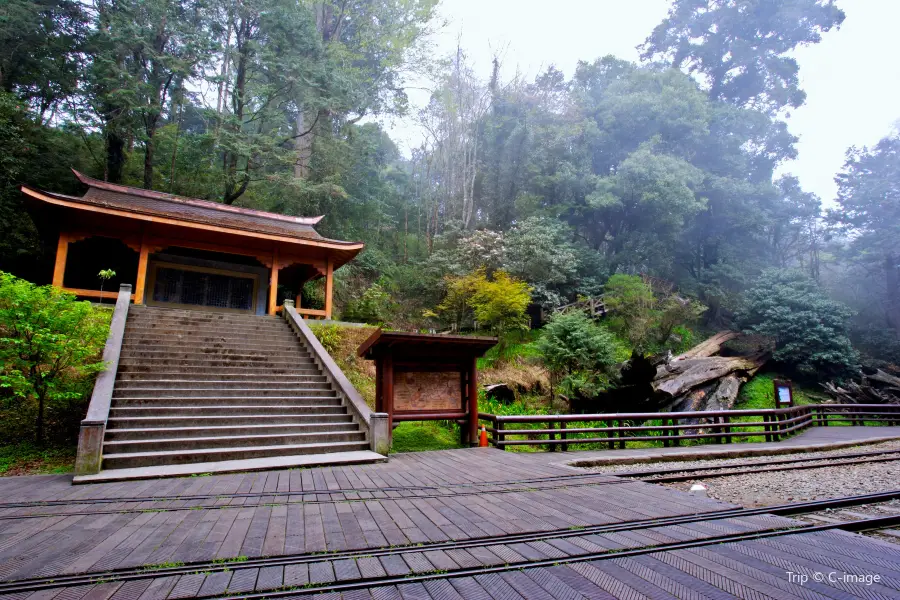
774,413 -> 782,442
662,418 -> 670,448
607,420 -> 615,450
548,420 -> 556,452
560,421 -> 568,452
618,420 -> 626,450
496,419 -> 506,450
672,417 -> 680,447
723,415 -> 732,444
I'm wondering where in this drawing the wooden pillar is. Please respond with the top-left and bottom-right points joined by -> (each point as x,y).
375,357 -> 384,413
268,247 -> 279,315
468,357 -> 478,446
324,257 -> 334,319
383,354 -> 394,431
52,232 -> 69,288
134,233 -> 150,304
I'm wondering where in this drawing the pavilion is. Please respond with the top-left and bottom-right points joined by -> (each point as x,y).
20,171 -> 363,318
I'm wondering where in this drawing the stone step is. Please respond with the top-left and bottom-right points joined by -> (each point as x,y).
112,395 -> 342,407
117,363 -> 320,374
125,322 -> 294,335
121,346 -> 312,362
117,358 -> 315,369
105,422 -> 360,440
109,405 -> 349,416
128,308 -> 282,323
124,327 -> 301,343
114,387 -> 335,398
122,337 -> 304,348
115,370 -> 324,381
104,431 -> 367,457
101,441 -> 373,470
107,413 -> 354,428
74,451 -> 386,483
114,377 -> 329,389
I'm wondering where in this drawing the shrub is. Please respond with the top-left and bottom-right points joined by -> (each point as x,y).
603,274 -> 705,352
0,272 -> 109,444
434,268 -> 532,341
342,282 -> 393,324
737,269 -> 859,377
537,311 -> 618,400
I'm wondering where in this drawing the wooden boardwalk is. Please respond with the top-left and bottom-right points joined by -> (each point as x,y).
0,428 -> 896,599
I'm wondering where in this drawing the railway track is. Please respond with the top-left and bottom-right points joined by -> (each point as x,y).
0,490 -> 897,596
616,447 -> 900,483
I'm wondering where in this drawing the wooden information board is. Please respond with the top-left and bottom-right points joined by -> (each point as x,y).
394,371 -> 461,412
358,331 -> 497,446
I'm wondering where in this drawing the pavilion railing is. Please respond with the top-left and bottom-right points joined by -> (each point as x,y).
478,404 -> 900,451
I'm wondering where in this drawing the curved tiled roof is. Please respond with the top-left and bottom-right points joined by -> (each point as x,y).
23,171 -> 363,250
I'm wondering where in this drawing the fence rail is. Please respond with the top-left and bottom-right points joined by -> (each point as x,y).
478,404 -> 900,451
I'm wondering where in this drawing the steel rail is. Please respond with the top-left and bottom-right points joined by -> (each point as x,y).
204,515 -> 900,600
0,490 -> 897,595
631,455 -> 900,483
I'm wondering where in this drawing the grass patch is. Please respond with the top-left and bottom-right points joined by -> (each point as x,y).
0,443 -> 76,475
307,323 -> 378,409
390,421 -> 464,453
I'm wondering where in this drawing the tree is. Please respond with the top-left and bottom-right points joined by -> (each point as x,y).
504,217 -> 579,308
603,274 -> 657,351
641,0 -> 845,114
0,0 -> 88,118
0,272 -> 108,444
536,311 -> 618,400
469,270 -> 532,338
737,268 -> 858,376
832,134 -> 900,338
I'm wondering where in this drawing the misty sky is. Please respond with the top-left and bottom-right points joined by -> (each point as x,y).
384,0 -> 900,205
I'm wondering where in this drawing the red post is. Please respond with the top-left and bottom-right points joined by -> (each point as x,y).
468,357 -> 478,446
383,354 -> 394,431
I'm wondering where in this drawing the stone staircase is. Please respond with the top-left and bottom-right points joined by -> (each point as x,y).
101,306 -> 371,472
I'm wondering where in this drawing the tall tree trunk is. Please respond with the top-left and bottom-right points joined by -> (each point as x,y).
293,110 -> 314,179
143,128 -> 156,189
106,130 -> 126,183
887,253 -> 900,337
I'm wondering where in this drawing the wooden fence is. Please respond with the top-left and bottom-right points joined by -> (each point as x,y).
478,404 -> 900,451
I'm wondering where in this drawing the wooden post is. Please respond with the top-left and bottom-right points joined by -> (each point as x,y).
468,357 -> 478,446
548,421 -> 556,452
374,357 -> 383,413
560,421 -> 568,452
133,233 -> 150,304
268,247 -> 279,315
52,232 -> 69,288
383,353 -> 394,431
723,415 -> 731,444
496,419 -> 505,450
324,257 -> 334,319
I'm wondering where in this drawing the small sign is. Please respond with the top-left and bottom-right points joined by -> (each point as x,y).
773,379 -> 794,407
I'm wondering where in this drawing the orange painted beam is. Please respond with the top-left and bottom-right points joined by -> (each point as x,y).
324,257 -> 334,319
134,233 -> 150,304
268,247 -> 279,316
52,232 -> 69,287
62,287 -> 135,301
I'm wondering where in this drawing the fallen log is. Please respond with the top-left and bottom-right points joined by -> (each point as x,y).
673,331 -> 739,361
653,353 -> 768,400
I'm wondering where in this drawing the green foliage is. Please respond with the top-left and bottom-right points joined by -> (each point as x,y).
736,373 -> 818,410
536,311 -> 618,400
641,0 -> 845,113
390,422 -> 463,453
738,269 -> 858,376
309,324 -> 342,355
469,270 -> 532,338
603,274 -> 705,353
0,272 -> 109,444
603,275 -> 657,351
342,283 -> 393,325
0,443 -> 76,475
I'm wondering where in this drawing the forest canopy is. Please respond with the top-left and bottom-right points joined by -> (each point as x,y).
1,0 -> 898,372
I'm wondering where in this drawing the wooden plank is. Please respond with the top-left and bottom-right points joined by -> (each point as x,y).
52,232 -> 69,287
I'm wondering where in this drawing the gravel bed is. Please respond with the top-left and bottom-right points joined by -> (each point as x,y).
584,439 -> 900,475
675,459 -> 900,507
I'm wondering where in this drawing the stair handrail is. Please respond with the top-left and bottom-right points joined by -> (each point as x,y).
282,301 -> 390,455
75,283 -> 132,475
